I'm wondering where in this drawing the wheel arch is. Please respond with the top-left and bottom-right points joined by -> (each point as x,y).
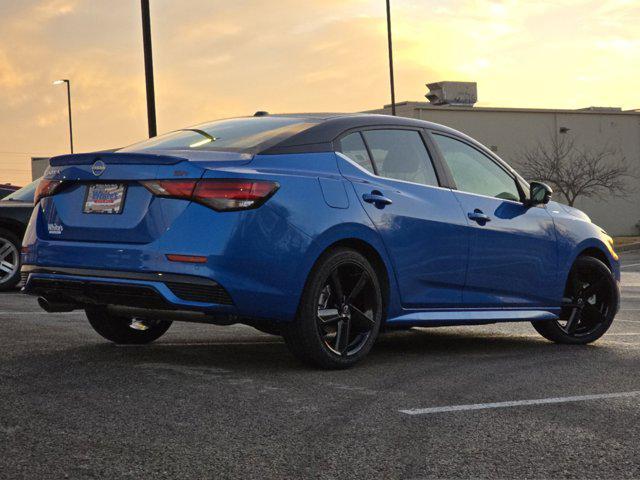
321,237 -> 391,319
299,225 -> 401,321
0,219 -> 26,241
577,247 -> 611,271
559,241 -> 617,295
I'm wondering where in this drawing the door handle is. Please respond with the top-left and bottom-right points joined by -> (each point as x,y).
362,191 -> 393,207
468,209 -> 491,223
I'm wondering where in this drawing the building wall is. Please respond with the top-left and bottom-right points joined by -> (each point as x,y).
31,158 -> 50,180
370,104 -> 640,236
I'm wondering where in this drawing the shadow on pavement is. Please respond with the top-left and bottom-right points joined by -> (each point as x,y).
3,325 -> 617,376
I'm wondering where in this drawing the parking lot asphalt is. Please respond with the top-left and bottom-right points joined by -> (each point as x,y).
1,252 -> 640,479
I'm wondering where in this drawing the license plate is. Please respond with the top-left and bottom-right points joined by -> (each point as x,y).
83,183 -> 126,214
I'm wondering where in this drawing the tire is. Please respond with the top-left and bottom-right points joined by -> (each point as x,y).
283,248 -> 383,369
86,307 -> 173,344
532,256 -> 618,345
0,228 -> 21,291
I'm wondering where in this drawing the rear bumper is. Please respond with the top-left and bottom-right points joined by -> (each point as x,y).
21,197 -> 315,322
21,265 -> 238,319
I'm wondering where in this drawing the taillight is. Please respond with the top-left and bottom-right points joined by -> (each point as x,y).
141,179 -> 279,212
141,180 -> 197,198
193,180 -> 279,211
34,179 -> 64,205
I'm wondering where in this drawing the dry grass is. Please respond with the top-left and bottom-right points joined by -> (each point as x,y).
615,236 -> 640,246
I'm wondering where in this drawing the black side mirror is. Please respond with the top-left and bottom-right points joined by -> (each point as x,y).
528,181 -> 552,206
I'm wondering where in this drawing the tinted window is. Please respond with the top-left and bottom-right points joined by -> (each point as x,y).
3,178 -> 39,203
362,130 -> 438,186
120,117 -> 319,153
433,134 -> 520,201
339,132 -> 374,173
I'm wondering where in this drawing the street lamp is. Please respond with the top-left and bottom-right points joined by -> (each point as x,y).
52,79 -> 74,153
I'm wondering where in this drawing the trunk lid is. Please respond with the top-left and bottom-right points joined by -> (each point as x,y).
40,150 -> 252,244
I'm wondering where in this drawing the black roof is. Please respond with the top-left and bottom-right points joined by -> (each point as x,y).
258,113 -> 467,155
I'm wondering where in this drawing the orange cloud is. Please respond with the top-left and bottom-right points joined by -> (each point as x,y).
0,0 -> 639,186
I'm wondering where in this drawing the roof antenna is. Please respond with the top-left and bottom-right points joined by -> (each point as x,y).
254,111 -> 269,117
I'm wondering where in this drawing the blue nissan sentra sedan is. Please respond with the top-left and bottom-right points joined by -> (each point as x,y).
21,113 -> 620,368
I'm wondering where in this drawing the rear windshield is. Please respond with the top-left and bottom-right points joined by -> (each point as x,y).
119,117 -> 319,154
3,178 -> 40,203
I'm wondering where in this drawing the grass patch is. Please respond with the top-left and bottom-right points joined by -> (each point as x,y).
615,236 -> 640,246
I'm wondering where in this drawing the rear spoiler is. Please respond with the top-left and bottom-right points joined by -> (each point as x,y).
49,152 -> 186,167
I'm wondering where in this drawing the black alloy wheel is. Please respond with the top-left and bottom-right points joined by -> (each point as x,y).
284,248 -> 383,368
317,262 -> 378,357
0,228 -> 21,291
532,256 -> 618,344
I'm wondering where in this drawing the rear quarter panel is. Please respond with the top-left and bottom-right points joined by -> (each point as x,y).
244,152 -> 401,319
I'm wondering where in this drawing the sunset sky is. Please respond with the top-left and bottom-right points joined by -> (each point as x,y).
1,0 -> 639,185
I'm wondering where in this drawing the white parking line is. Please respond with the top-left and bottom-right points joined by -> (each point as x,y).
602,340 -> 640,347
400,391 -> 640,415
621,263 -> 640,269
116,341 -> 284,347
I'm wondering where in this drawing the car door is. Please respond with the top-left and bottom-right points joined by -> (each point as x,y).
336,128 -> 469,308
430,132 -> 558,308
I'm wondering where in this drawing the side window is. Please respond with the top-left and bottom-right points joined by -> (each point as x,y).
338,132 -> 375,174
433,134 -> 521,201
362,129 -> 439,186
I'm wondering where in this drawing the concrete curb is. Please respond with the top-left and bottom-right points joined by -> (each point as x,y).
617,242 -> 640,252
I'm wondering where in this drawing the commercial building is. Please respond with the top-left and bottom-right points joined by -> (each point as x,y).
31,157 -> 50,180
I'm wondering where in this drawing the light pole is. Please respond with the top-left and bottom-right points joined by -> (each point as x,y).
385,0 -> 396,116
53,79 -> 74,153
140,0 -> 157,137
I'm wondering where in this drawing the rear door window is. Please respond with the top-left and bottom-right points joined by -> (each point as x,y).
362,129 -> 439,187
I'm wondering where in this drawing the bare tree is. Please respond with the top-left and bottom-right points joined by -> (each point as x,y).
519,133 -> 635,207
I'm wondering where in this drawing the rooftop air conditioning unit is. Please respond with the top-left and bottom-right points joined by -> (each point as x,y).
426,81 -> 477,106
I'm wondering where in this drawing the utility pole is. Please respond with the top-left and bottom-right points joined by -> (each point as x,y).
386,0 -> 396,116
141,0 -> 157,137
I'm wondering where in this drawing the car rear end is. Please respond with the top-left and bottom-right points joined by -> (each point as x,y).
22,151 -> 257,320
21,116 -> 326,324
